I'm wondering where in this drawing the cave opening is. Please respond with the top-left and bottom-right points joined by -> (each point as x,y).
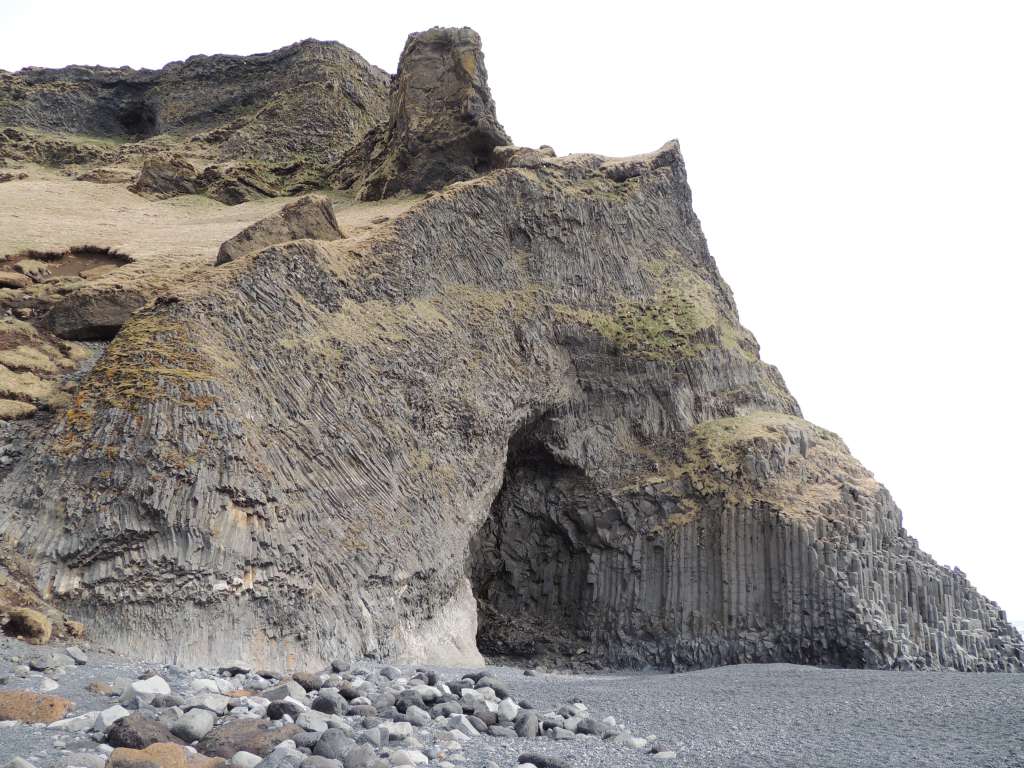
469,415 -> 592,665
117,100 -> 158,138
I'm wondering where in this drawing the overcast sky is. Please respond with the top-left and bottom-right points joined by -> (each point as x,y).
2,1 -> 1021,621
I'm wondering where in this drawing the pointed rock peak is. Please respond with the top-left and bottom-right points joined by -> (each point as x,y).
357,26 -> 511,200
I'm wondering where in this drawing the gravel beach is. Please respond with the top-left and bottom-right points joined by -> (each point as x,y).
2,636 -> 1022,768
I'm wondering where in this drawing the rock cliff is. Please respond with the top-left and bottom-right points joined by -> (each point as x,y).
0,29 -> 1019,672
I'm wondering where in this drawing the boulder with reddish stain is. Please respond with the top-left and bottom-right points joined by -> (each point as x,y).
0,690 -> 74,723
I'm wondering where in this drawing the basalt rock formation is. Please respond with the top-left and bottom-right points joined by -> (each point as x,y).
335,27 -> 511,200
0,39 -> 390,202
0,28 -> 1020,672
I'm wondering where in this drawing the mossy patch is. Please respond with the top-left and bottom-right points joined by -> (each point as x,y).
58,313 -> 216,452
83,313 -> 214,410
557,270 -> 750,362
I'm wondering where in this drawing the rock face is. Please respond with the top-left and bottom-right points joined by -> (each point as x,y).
0,40 -> 389,164
337,27 -> 511,200
0,29 -> 1020,673
0,40 -> 391,203
44,287 -> 147,341
129,157 -> 202,200
216,195 -> 343,266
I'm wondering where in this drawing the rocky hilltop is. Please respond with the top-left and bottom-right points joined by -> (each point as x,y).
0,28 -> 1020,673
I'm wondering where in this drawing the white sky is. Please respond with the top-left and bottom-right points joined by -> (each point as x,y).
2,1 -> 1021,621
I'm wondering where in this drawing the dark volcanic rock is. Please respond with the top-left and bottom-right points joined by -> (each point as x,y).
44,287 -> 147,340
0,40 -> 389,166
105,713 -> 182,749
216,195 -> 343,266
337,27 -> 510,200
129,156 -> 201,200
0,31 -> 1020,677
197,719 -> 302,758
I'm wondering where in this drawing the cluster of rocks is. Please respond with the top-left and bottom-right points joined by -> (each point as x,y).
0,650 -> 678,768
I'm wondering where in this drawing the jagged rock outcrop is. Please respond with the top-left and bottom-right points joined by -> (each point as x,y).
216,195 -> 343,266
43,287 -> 147,341
336,27 -> 511,200
0,40 -> 391,202
130,156 -> 202,200
0,29 -> 1019,673
0,40 -> 389,163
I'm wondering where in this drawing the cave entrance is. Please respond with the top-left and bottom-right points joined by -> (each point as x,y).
469,415 -> 593,664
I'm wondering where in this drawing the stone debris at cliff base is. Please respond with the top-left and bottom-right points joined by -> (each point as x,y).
0,641 -> 674,768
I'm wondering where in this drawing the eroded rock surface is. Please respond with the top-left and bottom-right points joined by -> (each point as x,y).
0,29 -> 1019,674
337,27 -> 511,200
216,195 -> 343,266
0,39 -> 391,201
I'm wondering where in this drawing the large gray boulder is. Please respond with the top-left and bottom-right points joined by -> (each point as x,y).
216,195 -> 343,266
129,156 -> 201,200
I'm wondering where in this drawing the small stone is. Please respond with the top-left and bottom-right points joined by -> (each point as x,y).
230,752 -> 262,768
487,726 -> 516,738
47,712 -> 98,732
311,730 -> 354,760
94,704 -> 131,731
296,710 -> 345,733
474,677 -> 510,699
339,744 -> 376,768
40,677 -> 60,692
496,698 -> 519,722
518,756 -> 570,768
311,691 -> 343,716
87,682 -> 116,697
65,647 -> 89,665
378,667 -> 401,681
152,694 -> 186,709
6,758 -> 38,768
575,718 -> 608,737
300,757 -> 339,768
197,719 -> 302,758
66,753 -> 107,768
430,702 -> 461,719
446,715 -> 477,737
328,661 -> 349,674
380,721 -> 412,741
119,677 -> 171,707
105,713 -> 181,749
389,750 -> 427,766
290,673 -> 323,693
184,694 -> 231,715
171,708 -> 217,741
107,743 -> 179,768
652,752 -> 677,760
267,701 -> 304,721
190,680 -> 222,695
264,682 -> 307,702
404,705 -> 430,727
